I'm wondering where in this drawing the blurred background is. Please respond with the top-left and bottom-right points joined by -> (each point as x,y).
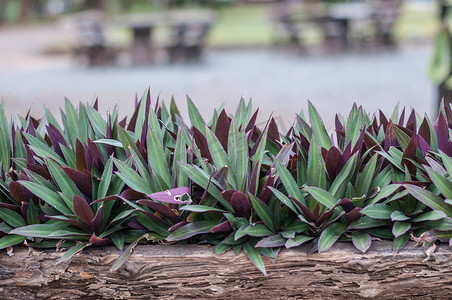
0,0 -> 447,129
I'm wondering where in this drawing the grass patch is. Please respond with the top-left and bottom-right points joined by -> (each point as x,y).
207,5 -> 274,47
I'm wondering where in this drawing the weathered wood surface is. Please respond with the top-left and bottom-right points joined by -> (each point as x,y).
0,241 -> 450,299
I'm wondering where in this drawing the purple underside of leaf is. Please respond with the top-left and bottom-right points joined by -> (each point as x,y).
345,207 -> 362,225
245,108 -> 259,133
337,142 -> 352,173
339,198 -> 355,213
61,167 -> 93,199
213,166 -> 228,190
435,112 -> 452,156
401,135 -> 418,175
210,221 -> 232,233
128,220 -> 146,230
91,205 -> 104,234
316,205 -> 337,226
73,195 -> 94,225
363,132 -> 382,152
406,109 -> 417,132
418,118 -> 431,145
384,121 -> 399,149
379,110 -> 389,131
192,126 -> 213,162
248,161 -> 259,196
27,120 -> 36,137
46,216 -> 91,232
0,202 -> 20,213
417,135 -> 431,156
88,139 -> 104,172
291,197 -> 315,222
268,117 -> 280,144
93,98 -> 99,111
398,107 -> 406,126
168,221 -> 188,232
147,187 -> 192,204
260,175 -> 275,203
351,130 -> 365,155
215,109 -> 230,151
21,202 -> 28,219
24,143 -> 35,165
27,164 -> 51,180
335,114 -> 344,132
76,139 -> 87,171
138,210 -> 170,226
89,233 -> 109,246
137,199 -> 179,221
8,181 -> 27,203
324,146 -> 342,181
222,190 -> 251,218
250,127 -> 265,157
119,116 -> 127,128
120,189 -> 146,201
84,144 -> 93,172
395,124 -> 416,138
298,132 -> 311,153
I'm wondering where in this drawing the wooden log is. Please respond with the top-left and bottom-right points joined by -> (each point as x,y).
0,241 -> 450,299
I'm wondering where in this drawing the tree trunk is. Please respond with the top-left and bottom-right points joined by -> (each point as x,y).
19,0 -> 34,23
438,1 -> 452,108
0,241 -> 450,299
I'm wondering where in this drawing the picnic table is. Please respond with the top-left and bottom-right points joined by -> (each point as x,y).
115,10 -> 215,65
272,0 -> 401,52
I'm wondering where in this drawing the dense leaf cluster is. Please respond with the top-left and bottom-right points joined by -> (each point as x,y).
0,91 -> 451,274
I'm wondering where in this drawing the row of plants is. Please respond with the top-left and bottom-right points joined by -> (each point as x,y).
0,91 -> 451,275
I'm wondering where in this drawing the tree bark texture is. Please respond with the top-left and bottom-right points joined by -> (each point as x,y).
0,241 -> 450,299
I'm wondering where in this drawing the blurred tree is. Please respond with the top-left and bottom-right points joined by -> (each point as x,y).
0,0 -> 7,24
20,0 -> 34,22
81,0 -> 106,10
434,0 -> 452,107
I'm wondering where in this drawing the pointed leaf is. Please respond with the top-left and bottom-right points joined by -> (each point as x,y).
57,242 -> 91,264
111,234 -> 150,271
147,187 -> 192,204
73,195 -> 94,225
0,235 -> 26,250
255,234 -> 286,248
166,219 -> 219,242
285,235 -> 313,249
275,159 -> 305,204
318,223 -> 347,253
305,187 -> 336,209
243,242 -> 267,276
309,101 -> 332,149
249,193 -> 275,232
0,208 -> 27,229
404,184 -> 452,217
180,205 -> 227,213
412,210 -> 447,222
242,224 -> 273,237
392,221 -> 411,238
351,232 -> 372,253
19,181 -> 72,215
361,203 -> 395,219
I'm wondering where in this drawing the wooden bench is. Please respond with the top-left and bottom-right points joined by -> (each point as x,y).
73,18 -> 118,66
166,22 -> 211,63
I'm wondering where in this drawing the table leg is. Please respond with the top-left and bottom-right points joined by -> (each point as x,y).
131,27 -> 153,65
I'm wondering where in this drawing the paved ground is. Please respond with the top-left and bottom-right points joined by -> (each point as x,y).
0,21 -> 436,131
